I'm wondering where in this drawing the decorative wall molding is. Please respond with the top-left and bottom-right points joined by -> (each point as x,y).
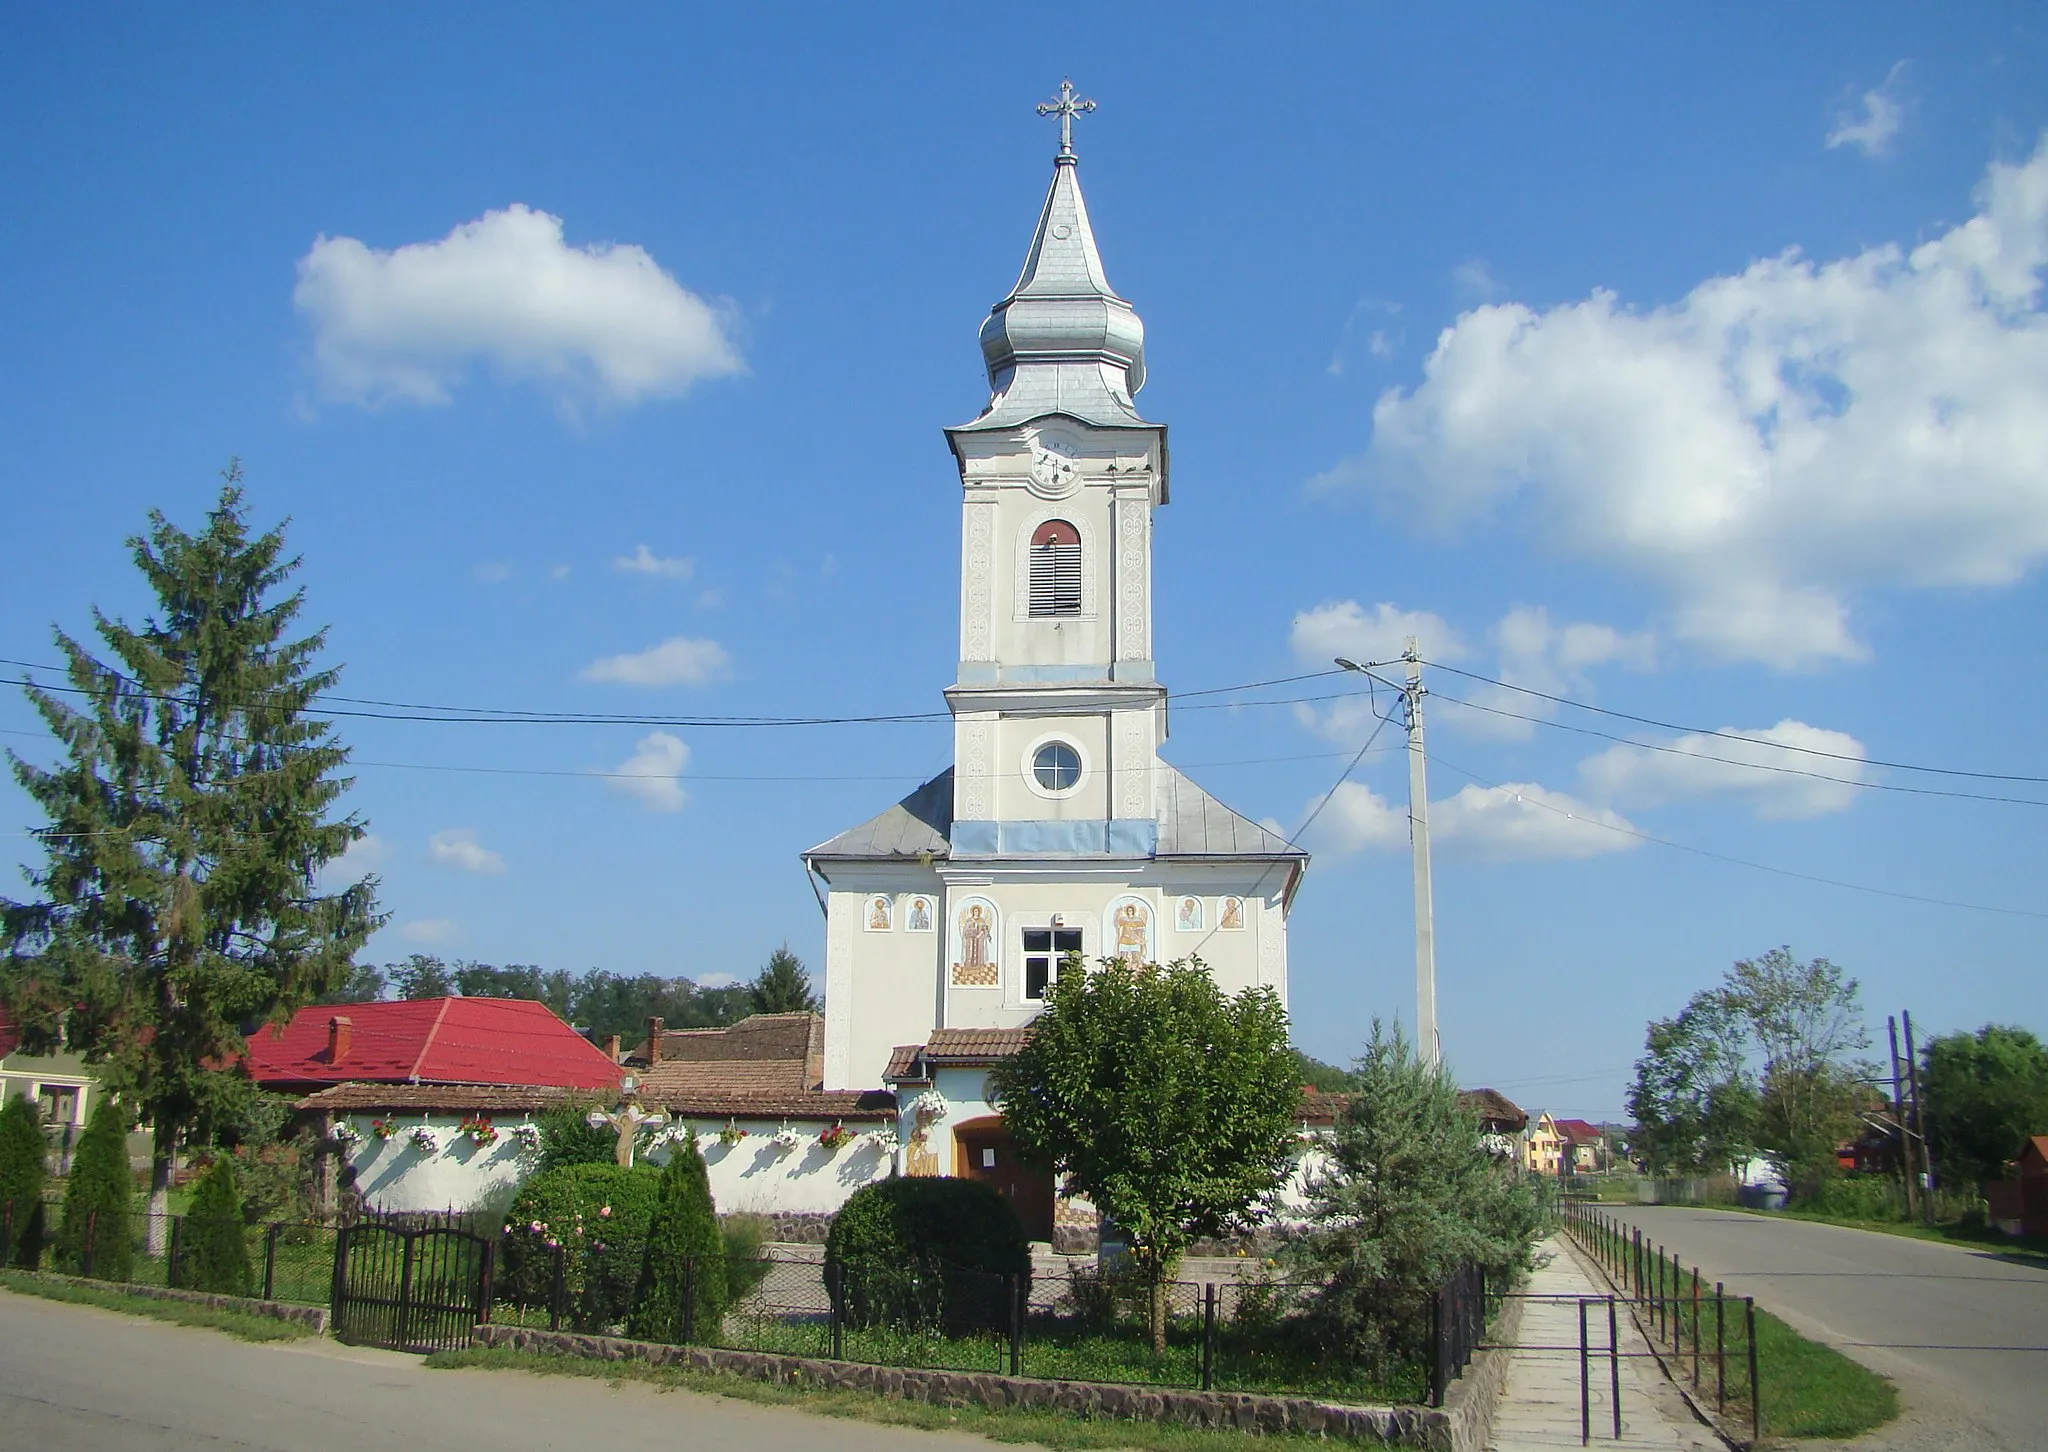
958,719 -> 993,819
1116,711 -> 1151,819
1116,500 -> 1149,660
962,504 -> 995,660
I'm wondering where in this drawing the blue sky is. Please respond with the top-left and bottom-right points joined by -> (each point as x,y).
3,8 -> 2045,1119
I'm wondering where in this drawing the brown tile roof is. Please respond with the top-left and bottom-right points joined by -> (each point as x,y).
883,1044 -> 928,1082
923,1027 -> 1036,1062
630,1013 -> 823,1074
653,1089 -> 897,1121
1459,1087 -> 1528,1132
1295,1087 -> 1344,1125
638,1058 -> 810,1100
294,1083 -> 590,1114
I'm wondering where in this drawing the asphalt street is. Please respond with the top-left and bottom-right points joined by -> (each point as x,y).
1600,1206 -> 2048,1452
0,1289 -> 990,1452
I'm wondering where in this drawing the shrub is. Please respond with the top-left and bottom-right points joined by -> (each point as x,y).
825,1177 -> 1030,1331
500,1162 -> 660,1331
536,1100 -> 617,1173
57,1096 -> 132,1280
720,1212 -> 771,1303
628,1136 -> 725,1342
1803,1174 -> 1909,1221
0,1093 -> 47,1269
177,1157 -> 252,1296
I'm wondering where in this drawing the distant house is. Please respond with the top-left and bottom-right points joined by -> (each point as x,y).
1554,1118 -> 1608,1173
244,997 -> 623,1215
0,1005 -> 95,1142
1524,1112 -> 1567,1176
1985,1137 -> 2048,1239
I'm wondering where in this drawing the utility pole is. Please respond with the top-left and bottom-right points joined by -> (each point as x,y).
1888,1016 -> 1918,1220
1404,637 -> 1440,1066
1903,1011 -> 1934,1223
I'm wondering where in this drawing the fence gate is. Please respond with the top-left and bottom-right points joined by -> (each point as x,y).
330,1223 -> 494,1353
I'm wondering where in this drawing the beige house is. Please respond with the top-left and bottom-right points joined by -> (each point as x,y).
1524,1112 -> 1567,1176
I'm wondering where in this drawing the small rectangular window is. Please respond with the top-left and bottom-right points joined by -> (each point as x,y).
1024,927 -> 1086,1000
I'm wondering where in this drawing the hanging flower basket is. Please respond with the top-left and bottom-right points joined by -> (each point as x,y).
769,1127 -> 802,1152
865,1124 -> 901,1151
717,1122 -> 748,1147
370,1118 -> 397,1141
408,1125 -> 441,1153
510,1123 -> 543,1153
331,1121 -> 363,1148
818,1123 -> 854,1152
458,1115 -> 498,1146
911,1091 -> 948,1122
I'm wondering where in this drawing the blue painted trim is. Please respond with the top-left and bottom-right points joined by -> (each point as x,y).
951,820 -> 999,854
1107,819 -> 1159,855
1003,665 -> 1109,683
950,819 -> 1160,858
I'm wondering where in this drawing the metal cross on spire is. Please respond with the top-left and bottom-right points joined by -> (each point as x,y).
1037,78 -> 1096,160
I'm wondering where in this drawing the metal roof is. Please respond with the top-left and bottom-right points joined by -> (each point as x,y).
1155,765 -> 1306,860
804,768 -> 953,861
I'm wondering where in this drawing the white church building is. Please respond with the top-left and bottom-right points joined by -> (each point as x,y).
785,96 -> 1309,1241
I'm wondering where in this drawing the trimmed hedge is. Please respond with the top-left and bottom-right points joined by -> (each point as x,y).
58,1097 -> 131,1280
824,1177 -> 1030,1331
501,1162 -> 660,1331
0,1094 -> 46,1269
176,1157 -> 251,1296
628,1135 -> 725,1343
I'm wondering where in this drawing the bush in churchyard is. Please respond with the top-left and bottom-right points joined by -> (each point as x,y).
501,1162 -> 660,1331
58,1096 -> 133,1279
627,1133 -> 726,1342
0,1093 -> 47,1268
824,1176 -> 1030,1333
176,1156 -> 252,1296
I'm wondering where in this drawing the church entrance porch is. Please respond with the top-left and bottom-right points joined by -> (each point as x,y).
952,1115 -> 1055,1243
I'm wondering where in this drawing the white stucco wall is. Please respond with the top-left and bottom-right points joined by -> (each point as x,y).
652,1118 -> 895,1217
338,1115 -> 545,1215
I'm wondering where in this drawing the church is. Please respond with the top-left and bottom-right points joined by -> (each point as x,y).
796,88 -> 1310,1240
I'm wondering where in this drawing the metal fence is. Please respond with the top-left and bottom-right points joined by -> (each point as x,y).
1563,1200 -> 1763,1446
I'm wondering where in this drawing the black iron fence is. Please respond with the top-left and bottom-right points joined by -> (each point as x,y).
1563,1200 -> 1763,1446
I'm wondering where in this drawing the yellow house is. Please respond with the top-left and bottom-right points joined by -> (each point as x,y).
1524,1111 -> 1566,1175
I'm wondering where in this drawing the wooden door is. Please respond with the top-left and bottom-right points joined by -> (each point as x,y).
952,1117 -> 1055,1243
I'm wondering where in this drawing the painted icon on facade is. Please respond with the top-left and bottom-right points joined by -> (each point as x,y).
1175,895 -> 1203,932
1106,896 -> 1152,967
1218,896 -> 1246,931
951,899 -> 999,986
907,896 -> 934,933
865,895 -> 893,931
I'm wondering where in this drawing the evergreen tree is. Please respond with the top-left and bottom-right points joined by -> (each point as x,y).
0,1093 -> 48,1268
58,1095 -> 133,1279
747,945 -> 818,1015
1290,1021 -> 1542,1377
628,1133 -> 726,1342
176,1155 -> 251,1295
0,473 -> 381,1235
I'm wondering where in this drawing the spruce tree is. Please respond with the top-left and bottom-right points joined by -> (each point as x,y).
628,1134 -> 726,1342
58,1095 -> 133,1279
0,1093 -> 49,1268
177,1155 -> 251,1296
0,471 -> 381,1239
747,945 -> 819,1015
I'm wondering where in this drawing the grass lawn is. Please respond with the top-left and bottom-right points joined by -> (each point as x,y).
426,1345 -> 1363,1452
0,1270 -> 314,1342
1741,1303 -> 1899,1440
1735,1207 -> 2048,1265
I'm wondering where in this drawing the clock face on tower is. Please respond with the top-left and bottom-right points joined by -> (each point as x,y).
1028,436 -> 1080,497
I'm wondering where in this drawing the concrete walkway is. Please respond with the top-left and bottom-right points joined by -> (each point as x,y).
1488,1236 -> 1720,1451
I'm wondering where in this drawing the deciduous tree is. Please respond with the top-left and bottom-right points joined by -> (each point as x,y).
1922,1025 -> 2048,1187
989,956 -> 1298,1351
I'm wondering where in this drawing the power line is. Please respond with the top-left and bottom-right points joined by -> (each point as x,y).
1423,689 -> 2048,811
1422,659 -> 2048,786
1423,749 -> 2048,921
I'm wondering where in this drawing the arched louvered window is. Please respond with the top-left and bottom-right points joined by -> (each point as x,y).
1028,520 -> 1082,617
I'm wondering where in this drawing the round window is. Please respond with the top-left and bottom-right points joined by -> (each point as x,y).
1032,741 -> 1082,792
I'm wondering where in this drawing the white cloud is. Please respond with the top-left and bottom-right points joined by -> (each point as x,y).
318,832 -> 390,888
1580,719 -> 1867,820
550,564 -> 572,581
580,635 -> 730,687
1439,606 -> 1657,741
1827,64 -> 1908,157
1290,600 -> 1465,669
1312,780 -> 1639,860
294,203 -> 742,407
697,588 -> 724,610
1316,137 -> 2048,669
605,731 -> 690,812
398,918 -> 461,945
428,827 -> 506,875
1452,259 -> 1502,300
472,561 -> 514,584
613,544 -> 694,580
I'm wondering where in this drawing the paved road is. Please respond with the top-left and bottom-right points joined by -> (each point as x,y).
0,1288 -> 990,1452
1601,1207 -> 2048,1452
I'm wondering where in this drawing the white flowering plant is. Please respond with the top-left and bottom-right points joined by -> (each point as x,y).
330,1120 -> 363,1148
911,1091 -> 948,1121
769,1126 -> 802,1152
510,1123 -> 543,1153
408,1124 -> 441,1153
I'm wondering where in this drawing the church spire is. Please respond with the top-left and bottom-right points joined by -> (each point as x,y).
960,82 -> 1151,433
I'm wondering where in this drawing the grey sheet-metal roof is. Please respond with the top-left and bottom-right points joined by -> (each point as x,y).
957,153 -> 1153,434
805,769 -> 954,861
1156,765 -> 1306,860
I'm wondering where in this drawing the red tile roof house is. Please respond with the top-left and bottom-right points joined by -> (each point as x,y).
245,997 -> 622,1215
1553,1118 -> 1610,1173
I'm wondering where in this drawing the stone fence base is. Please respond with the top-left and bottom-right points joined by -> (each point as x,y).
472,1323 -> 1451,1445
732,1212 -> 833,1244
16,1271 -> 331,1333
